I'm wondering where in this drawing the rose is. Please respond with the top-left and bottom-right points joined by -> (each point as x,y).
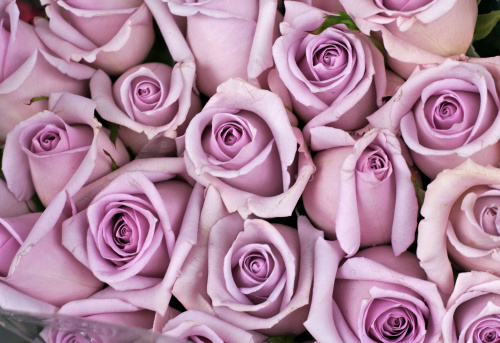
368,59 -> 500,180
416,160 -> 500,297
305,242 -> 445,343
0,282 -> 58,315
272,2 -> 388,142
0,179 -> 32,217
183,78 -> 314,218
91,62 -> 201,154
443,271 -> 500,343
2,92 -> 130,206
161,310 -> 267,343
338,0 -> 477,78
162,0 -> 279,96
0,0 -> 95,141
296,0 -> 344,12
62,158 -> 203,314
303,128 -> 418,256
0,201 -> 103,307
45,289 -> 155,343
34,0 -> 155,75
183,214 -> 322,335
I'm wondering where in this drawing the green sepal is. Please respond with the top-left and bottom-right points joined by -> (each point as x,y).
26,96 -> 49,105
103,150 -> 119,171
474,10 -> 500,41
265,334 -> 297,343
108,122 -> 120,146
411,172 -> 425,209
308,12 -> 359,35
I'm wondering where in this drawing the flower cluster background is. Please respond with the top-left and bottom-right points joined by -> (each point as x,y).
1,0 -> 500,342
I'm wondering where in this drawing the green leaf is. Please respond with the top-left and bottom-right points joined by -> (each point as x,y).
108,122 -> 120,146
265,334 -> 297,343
308,12 -> 359,35
25,96 -> 49,105
103,149 -> 119,171
466,44 -> 481,57
474,10 -> 500,41
477,0 -> 481,4
411,172 -> 425,209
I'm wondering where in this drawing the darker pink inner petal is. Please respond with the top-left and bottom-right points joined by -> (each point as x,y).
212,120 -> 252,159
375,0 -> 433,12
30,124 -> 69,154
474,195 -> 500,236
356,145 -> 392,181
131,77 -> 162,111
470,316 -> 500,343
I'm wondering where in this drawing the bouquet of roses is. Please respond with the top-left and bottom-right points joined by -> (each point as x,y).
2,0 -> 500,342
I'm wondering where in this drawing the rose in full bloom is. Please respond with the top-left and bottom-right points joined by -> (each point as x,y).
0,0 -> 95,140
305,242 -> 445,343
339,0 -> 477,78
34,0 -> 155,75
162,0 -> 280,96
303,128 -> 418,256
62,158 -> 203,314
184,215 -> 322,335
161,310 -> 267,343
368,59 -> 500,179
183,78 -> 314,218
443,271 -> 500,343
2,92 -> 130,206
45,289 -> 155,343
272,2 -> 387,142
0,201 -> 103,307
91,62 -> 201,153
417,160 -> 500,296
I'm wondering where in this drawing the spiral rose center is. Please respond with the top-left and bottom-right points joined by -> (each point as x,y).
473,193 -> 500,236
135,80 -> 161,105
314,43 -> 347,70
470,316 -> 500,343
29,123 -> 71,154
356,145 -> 392,182
376,0 -> 433,12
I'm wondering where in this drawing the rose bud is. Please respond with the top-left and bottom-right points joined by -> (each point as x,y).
161,0 -> 280,96
34,0 -> 155,75
161,310 -> 267,343
0,202 -> 103,307
272,2 -> 388,142
183,78 -> 314,218
0,0 -> 95,141
62,158 -> 204,315
417,160 -> 500,296
305,242 -> 445,343
368,59 -> 500,179
2,92 -> 130,206
91,62 -> 201,154
443,271 -> 500,343
339,0 -> 477,78
303,128 -> 418,256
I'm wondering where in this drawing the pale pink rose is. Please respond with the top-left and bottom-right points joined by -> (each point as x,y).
91,62 -> 201,153
183,78 -> 314,218
303,128 -> 418,256
62,159 -> 204,315
338,0 -> 477,78
34,0 -> 155,75
443,271 -> 500,343
272,2 -> 387,143
0,200 -> 103,307
0,282 -> 58,315
162,0 -> 280,96
417,160 -> 500,296
368,59 -> 500,179
46,289 -> 156,343
2,92 -> 130,206
194,215 -> 323,335
0,0 -> 95,141
161,310 -> 267,343
305,243 -> 445,343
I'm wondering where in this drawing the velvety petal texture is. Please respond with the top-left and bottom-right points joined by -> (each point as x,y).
339,0 -> 477,78
417,160 -> 500,296
273,2 -> 387,143
303,128 -> 418,256
2,92 -> 130,206
34,0 -> 155,75
184,78 -> 314,218
368,59 -> 500,179
163,0 -> 279,96
62,159 -> 203,315
162,310 -> 267,343
307,244 -> 445,343
206,215 -> 322,335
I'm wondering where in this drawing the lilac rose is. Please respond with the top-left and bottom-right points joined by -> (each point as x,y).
62,158 -> 203,315
34,0 -> 155,75
303,128 -> 418,256
368,59 -> 500,179
272,2 -> 387,143
305,243 -> 445,343
2,92 -> 130,206
183,78 -> 315,218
